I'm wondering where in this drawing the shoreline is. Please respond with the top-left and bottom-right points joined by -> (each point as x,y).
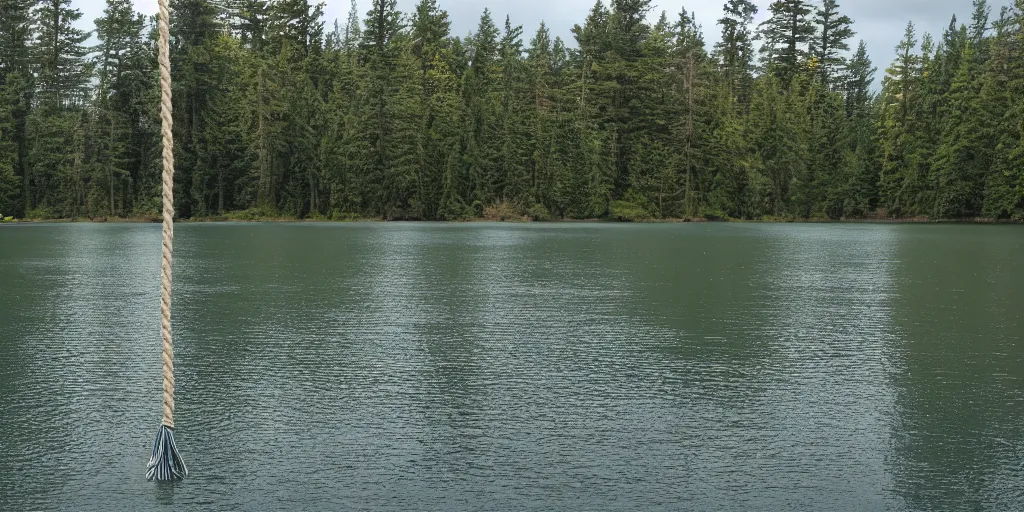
3,215 -> 1021,225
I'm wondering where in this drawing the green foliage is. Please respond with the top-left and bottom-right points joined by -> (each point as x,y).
811,0 -> 855,88
609,190 -> 653,221
715,0 -> 758,106
527,203 -> 552,221
224,206 -> 281,221
758,0 -> 816,84
4,0 -> 1022,222
482,200 -> 523,221
24,206 -> 54,220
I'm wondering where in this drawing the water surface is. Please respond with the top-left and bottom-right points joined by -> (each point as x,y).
1,222 -> 1021,510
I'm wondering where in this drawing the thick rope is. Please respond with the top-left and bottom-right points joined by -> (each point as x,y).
157,0 -> 175,431
147,0 -> 187,482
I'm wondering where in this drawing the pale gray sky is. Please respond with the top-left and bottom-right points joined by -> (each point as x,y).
76,0 -> 1010,79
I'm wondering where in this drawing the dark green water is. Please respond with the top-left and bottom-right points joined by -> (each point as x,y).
1,222 -> 1021,510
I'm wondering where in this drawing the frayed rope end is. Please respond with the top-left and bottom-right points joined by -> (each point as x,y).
146,424 -> 188,481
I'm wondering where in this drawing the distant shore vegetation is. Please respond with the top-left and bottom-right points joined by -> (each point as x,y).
0,0 -> 1022,223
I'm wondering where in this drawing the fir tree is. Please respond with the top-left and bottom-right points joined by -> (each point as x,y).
715,0 -> 757,108
758,0 -> 816,84
810,0 -> 855,89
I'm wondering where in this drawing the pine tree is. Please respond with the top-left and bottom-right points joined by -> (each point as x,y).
749,74 -> 810,215
410,0 -> 455,219
169,0 -> 222,218
463,9 -> 501,208
979,3 -> 1024,218
269,0 -> 323,60
878,22 -> 924,216
604,0 -> 653,197
495,15 -> 531,206
0,0 -> 34,216
804,86 -> 850,218
844,40 -> 875,117
33,0 -> 90,108
411,0 -> 451,75
526,21 -> 554,209
970,0 -> 991,44
231,0 -> 270,49
0,80 -> 20,216
843,41 -> 879,215
627,11 -> 674,217
26,0 -> 92,215
196,35 -> 250,213
670,8 -> 715,218
933,42 -> 985,217
320,0 -> 365,217
810,0 -> 855,89
566,1 -> 616,218
93,0 -> 152,216
714,0 -> 757,108
0,0 -> 34,76
758,0 -> 815,84
359,0 -> 420,217
707,96 -> 752,218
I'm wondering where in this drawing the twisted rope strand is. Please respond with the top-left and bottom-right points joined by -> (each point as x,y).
158,0 -> 175,430
146,0 -> 187,482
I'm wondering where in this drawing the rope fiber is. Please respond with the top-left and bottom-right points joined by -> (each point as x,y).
146,0 -> 187,482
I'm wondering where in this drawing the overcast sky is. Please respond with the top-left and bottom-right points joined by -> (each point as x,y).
76,0 -> 1010,82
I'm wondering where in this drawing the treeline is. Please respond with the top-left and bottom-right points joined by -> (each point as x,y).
0,0 -> 1022,221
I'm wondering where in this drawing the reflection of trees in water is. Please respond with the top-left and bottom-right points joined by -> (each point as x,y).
761,225 -> 899,507
636,224 -> 901,507
888,227 -> 1024,509
618,224 -> 778,400
176,224 -> 378,489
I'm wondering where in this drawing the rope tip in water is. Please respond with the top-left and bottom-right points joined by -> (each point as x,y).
146,424 -> 188,481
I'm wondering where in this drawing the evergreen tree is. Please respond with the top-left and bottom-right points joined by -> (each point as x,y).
359,0 -> 420,217
749,75 -> 810,215
0,0 -> 34,216
715,0 -> 757,108
879,22 -> 925,216
1,0 -> 1022,222
93,0 -> 153,216
979,3 -> 1024,218
0,79 -> 19,216
495,15 -> 531,205
410,0 -> 456,218
932,42 -> 986,218
26,0 -> 92,215
169,0 -> 222,218
844,40 -> 875,117
33,0 -> 91,108
758,0 -> 815,84
810,0 -> 855,89
526,21 -> 555,209
843,41 -> 879,215
463,9 -> 501,208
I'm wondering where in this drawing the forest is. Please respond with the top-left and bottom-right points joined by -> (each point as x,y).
0,0 -> 1022,221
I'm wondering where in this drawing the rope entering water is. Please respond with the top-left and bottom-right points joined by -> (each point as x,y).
147,0 -> 187,481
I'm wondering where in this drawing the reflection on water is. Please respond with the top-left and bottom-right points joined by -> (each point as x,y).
888,227 -> 1024,509
0,222 -> 1021,510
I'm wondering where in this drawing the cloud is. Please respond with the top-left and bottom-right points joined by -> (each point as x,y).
78,0 -> 1011,81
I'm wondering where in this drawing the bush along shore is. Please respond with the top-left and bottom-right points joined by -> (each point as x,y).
5,203 -> 1022,224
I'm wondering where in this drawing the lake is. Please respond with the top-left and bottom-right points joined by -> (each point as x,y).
0,222 -> 1022,510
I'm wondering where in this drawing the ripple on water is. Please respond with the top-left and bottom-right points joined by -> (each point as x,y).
0,223 -> 1022,511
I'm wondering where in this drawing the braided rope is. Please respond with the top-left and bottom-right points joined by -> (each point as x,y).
157,0 -> 175,431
